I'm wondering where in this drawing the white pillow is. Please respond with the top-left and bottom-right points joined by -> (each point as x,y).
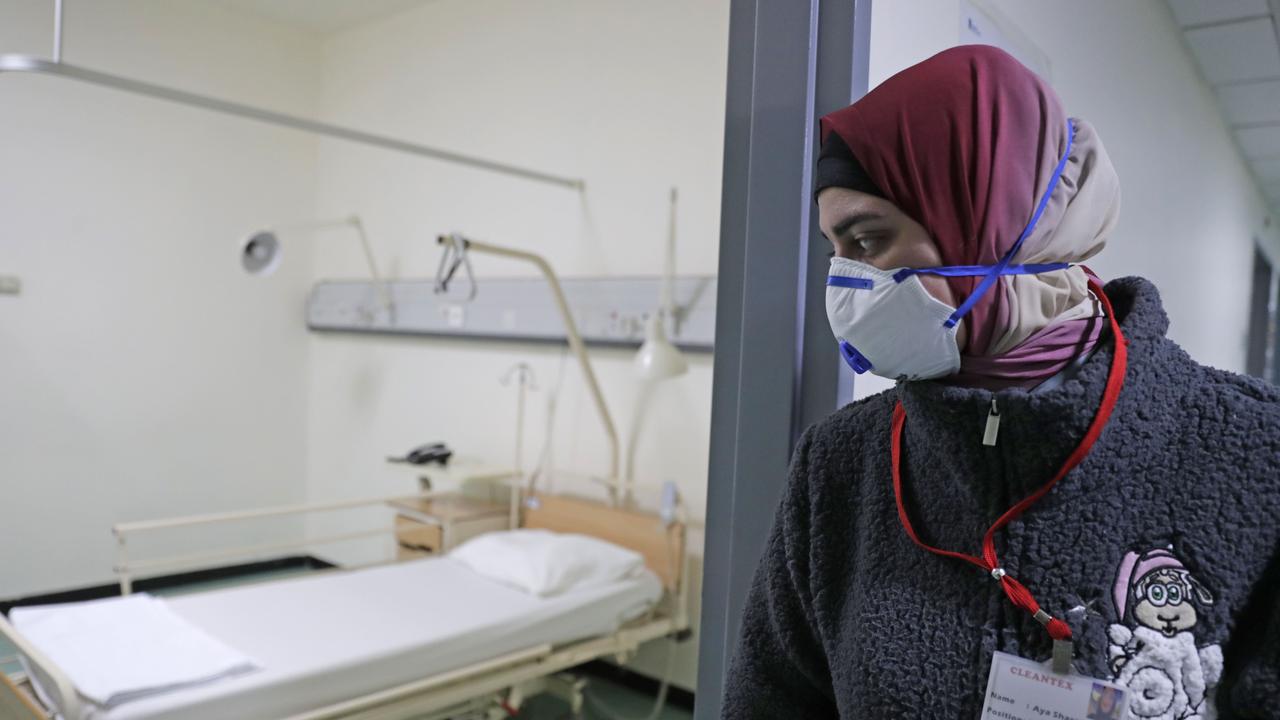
449,529 -> 645,597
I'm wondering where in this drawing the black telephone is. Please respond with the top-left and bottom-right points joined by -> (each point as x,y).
387,442 -> 453,466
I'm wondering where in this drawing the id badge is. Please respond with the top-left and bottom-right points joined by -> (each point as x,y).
981,651 -> 1129,719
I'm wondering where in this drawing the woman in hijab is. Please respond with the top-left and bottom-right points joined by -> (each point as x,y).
724,45 -> 1280,719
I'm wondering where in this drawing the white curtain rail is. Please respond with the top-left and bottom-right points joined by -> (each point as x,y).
0,53 -> 585,191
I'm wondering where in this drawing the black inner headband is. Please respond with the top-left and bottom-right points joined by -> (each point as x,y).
815,131 -> 882,200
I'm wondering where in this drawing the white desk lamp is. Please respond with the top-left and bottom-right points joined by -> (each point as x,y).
241,215 -> 394,321
435,233 -> 623,505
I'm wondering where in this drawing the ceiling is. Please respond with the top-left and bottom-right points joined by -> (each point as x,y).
1170,0 -> 1280,206
217,0 -> 431,34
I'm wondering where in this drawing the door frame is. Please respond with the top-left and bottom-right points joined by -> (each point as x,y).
694,1 -> 872,716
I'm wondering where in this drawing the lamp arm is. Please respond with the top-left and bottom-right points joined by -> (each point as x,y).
623,379 -> 655,507
260,217 -> 394,316
349,217 -> 393,315
445,236 -> 621,500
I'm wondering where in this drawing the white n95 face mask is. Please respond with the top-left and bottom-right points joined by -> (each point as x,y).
825,257 -> 962,381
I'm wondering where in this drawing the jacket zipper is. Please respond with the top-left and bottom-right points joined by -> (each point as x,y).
983,397 -> 1000,446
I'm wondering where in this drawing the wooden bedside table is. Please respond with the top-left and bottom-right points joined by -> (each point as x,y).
388,494 -> 510,560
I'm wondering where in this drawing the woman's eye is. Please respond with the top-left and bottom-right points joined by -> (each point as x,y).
1167,585 -> 1181,604
1148,585 -> 1166,605
855,235 -> 883,256
831,231 -> 888,259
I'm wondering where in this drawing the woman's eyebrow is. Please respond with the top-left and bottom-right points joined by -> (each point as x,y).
830,212 -> 883,239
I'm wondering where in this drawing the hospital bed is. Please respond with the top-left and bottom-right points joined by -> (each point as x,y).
0,491 -> 689,719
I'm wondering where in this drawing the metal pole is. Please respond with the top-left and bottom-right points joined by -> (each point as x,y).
513,370 -> 526,528
0,54 -> 585,190
51,0 -> 62,63
501,362 -> 534,528
623,380 -> 655,507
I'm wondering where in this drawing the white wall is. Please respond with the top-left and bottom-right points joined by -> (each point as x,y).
0,0 -> 322,597
853,0 -> 1280,401
304,0 -> 729,691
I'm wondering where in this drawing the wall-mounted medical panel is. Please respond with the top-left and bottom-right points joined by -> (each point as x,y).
306,276 -> 717,352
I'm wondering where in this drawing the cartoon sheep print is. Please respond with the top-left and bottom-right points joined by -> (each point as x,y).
1107,547 -> 1222,720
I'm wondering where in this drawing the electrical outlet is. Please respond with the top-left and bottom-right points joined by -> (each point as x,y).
444,304 -> 465,328
0,276 -> 20,296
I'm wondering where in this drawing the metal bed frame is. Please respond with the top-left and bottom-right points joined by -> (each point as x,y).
0,489 -> 690,719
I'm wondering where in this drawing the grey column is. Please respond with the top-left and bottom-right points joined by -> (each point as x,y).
695,1 -> 871,718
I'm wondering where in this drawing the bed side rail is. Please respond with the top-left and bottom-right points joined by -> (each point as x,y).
110,490 -> 443,594
282,614 -> 678,720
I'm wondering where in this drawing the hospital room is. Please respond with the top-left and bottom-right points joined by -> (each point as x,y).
2,1 -> 1279,719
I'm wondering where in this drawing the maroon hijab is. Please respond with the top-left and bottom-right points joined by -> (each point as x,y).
819,45 -> 1112,388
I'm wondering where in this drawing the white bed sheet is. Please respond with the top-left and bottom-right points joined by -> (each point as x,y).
51,557 -> 661,720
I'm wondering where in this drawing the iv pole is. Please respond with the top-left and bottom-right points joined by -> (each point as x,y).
1,1 -> 585,191
500,363 -> 536,528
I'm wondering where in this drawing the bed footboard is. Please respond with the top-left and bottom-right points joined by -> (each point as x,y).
0,613 -> 81,719
2,669 -> 49,719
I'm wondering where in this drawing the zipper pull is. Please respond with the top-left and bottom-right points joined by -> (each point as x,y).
983,397 -> 1000,446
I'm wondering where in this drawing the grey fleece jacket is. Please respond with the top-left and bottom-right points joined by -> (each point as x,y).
724,277 -> 1280,719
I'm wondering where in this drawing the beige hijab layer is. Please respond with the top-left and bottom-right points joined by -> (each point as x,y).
987,118 -> 1121,356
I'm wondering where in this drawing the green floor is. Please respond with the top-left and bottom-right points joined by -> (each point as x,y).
1,568 -> 693,720
516,682 -> 693,720
0,636 -> 19,678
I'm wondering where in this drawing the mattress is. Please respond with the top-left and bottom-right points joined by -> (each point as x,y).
39,557 -> 662,720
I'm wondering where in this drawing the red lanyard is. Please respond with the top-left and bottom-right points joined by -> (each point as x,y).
890,277 -> 1127,645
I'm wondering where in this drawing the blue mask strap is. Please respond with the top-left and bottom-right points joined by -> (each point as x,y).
920,118 -> 1076,329
839,340 -> 873,374
827,262 -> 1071,291
892,262 -> 1071,283
827,276 -> 875,289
